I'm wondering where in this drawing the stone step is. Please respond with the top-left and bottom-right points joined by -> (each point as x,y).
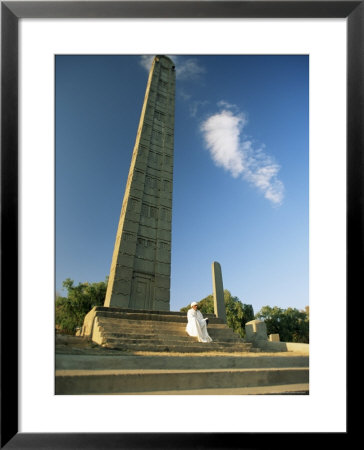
99,331 -> 242,343
97,331 -> 242,345
101,336 -> 195,346
102,334 -> 249,346
96,316 -> 233,332
56,354 -> 310,371
100,335 -> 248,347
101,341 -> 252,353
92,306 -> 200,317
55,367 -> 309,395
97,324 -> 241,337
85,307 -> 251,355
204,331 -> 242,340
100,331 -> 187,340
97,318 -> 237,334
122,384 -> 309,395
97,319 -> 186,330
97,327 -> 237,341
95,310 -> 224,324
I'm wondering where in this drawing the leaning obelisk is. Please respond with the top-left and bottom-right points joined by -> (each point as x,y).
104,55 -> 175,311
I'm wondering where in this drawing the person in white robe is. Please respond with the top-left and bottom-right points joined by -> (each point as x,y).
186,302 -> 212,343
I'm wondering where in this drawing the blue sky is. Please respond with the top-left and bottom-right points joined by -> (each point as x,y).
56,54 -> 309,314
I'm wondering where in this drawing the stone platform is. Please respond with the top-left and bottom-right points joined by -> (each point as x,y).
80,306 -> 254,354
55,349 -> 309,395
56,365 -> 309,395
55,307 -> 309,395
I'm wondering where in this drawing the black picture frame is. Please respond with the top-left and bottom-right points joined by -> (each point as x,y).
1,1 -> 357,448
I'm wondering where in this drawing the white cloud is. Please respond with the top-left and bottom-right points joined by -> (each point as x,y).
174,57 -> 205,80
139,55 -> 155,72
200,109 -> 246,178
200,104 -> 284,205
139,55 -> 205,80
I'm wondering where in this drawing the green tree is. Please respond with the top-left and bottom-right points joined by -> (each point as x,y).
55,277 -> 108,334
180,290 -> 254,338
255,305 -> 309,343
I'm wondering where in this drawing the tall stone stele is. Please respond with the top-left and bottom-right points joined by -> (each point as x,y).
104,55 -> 175,311
211,261 -> 227,323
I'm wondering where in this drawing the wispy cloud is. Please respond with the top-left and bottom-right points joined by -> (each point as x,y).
139,55 -> 205,80
200,103 -> 284,205
178,89 -> 192,101
174,57 -> 205,80
139,55 -> 155,72
189,100 -> 209,118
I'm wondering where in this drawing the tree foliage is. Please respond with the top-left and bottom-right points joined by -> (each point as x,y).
55,278 -> 108,334
180,290 -> 254,337
255,305 -> 309,343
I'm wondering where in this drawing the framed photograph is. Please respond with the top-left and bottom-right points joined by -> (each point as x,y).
2,0 -> 358,447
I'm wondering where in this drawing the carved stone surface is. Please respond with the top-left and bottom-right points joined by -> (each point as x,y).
269,334 -> 280,342
104,56 -> 175,311
245,319 -> 268,342
212,261 -> 227,322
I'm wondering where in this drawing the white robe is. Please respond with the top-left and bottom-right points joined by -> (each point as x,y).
186,308 -> 212,343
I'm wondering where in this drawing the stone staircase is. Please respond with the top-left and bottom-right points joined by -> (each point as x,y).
82,306 -> 254,354
56,306 -> 309,394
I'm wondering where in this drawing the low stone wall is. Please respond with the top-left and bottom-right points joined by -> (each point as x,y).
245,319 -> 309,355
285,342 -> 309,354
252,340 -> 309,354
80,306 -> 98,337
